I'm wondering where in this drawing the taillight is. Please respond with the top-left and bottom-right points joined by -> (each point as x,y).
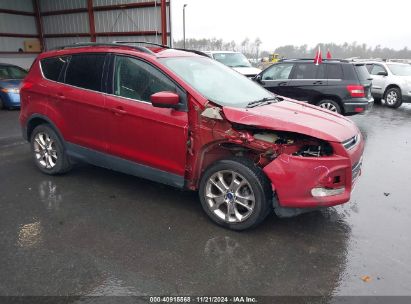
347,85 -> 365,98
20,80 -> 34,91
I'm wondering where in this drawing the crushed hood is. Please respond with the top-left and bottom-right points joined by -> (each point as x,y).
223,99 -> 359,142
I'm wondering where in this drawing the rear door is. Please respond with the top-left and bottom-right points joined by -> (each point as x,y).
286,62 -> 326,102
258,63 -> 294,96
59,53 -> 109,152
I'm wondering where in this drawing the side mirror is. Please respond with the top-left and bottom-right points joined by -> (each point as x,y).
150,91 -> 180,109
253,74 -> 264,84
377,71 -> 388,76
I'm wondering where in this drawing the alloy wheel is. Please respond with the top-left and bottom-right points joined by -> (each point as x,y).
386,91 -> 398,106
319,102 -> 338,112
205,170 -> 255,223
33,132 -> 58,169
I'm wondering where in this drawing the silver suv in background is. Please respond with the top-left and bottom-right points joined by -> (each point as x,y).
205,51 -> 261,78
364,61 -> 411,108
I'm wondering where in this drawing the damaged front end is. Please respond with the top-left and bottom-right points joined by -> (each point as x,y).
196,103 -> 364,217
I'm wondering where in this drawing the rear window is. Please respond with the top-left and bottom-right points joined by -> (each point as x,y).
64,54 -> 106,92
354,64 -> 370,81
40,57 -> 68,81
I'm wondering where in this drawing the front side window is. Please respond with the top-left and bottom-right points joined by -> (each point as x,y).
160,56 -> 273,108
370,64 -> 386,75
262,63 -> 293,80
0,65 -> 27,80
41,56 -> 68,82
114,56 -> 177,102
65,54 -> 106,92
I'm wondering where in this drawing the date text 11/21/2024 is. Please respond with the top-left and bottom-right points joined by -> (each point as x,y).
149,296 -> 258,303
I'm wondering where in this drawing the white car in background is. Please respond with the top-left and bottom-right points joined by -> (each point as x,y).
204,51 -> 261,78
364,61 -> 411,108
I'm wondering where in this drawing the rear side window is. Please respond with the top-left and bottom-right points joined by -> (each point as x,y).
355,65 -> 371,81
65,54 -> 106,92
326,64 -> 343,79
292,63 -> 325,79
40,57 -> 68,81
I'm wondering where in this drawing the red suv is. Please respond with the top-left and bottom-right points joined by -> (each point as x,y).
20,43 -> 364,230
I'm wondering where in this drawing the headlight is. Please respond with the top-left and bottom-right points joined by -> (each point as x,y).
1,88 -> 20,94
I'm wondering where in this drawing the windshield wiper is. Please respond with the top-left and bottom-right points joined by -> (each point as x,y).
246,96 -> 282,108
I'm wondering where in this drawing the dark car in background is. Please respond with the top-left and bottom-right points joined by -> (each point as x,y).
0,63 -> 27,110
254,59 -> 374,115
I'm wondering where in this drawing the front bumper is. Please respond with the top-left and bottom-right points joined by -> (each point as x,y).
343,97 -> 374,114
1,92 -> 21,107
263,134 -> 364,209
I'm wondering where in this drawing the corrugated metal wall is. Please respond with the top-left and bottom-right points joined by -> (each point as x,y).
0,0 -> 35,52
0,0 -> 170,67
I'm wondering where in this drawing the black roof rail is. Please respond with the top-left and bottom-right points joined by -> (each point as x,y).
113,41 -> 209,57
54,41 -> 208,58
53,42 -> 155,55
281,58 -> 351,63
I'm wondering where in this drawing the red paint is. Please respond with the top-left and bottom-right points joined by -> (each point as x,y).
355,107 -> 364,113
32,0 -> 44,51
150,91 -> 180,107
87,0 -> 96,42
223,99 -> 358,143
20,45 -> 364,210
161,0 -> 168,45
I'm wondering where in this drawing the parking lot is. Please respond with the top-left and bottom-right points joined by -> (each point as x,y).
0,104 -> 410,297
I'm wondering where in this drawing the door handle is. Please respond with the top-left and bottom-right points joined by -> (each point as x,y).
278,82 -> 288,86
111,106 -> 127,116
56,93 -> 65,99
313,81 -> 324,85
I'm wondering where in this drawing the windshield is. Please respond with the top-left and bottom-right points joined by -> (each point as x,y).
160,57 -> 273,108
212,53 -> 252,68
387,64 -> 411,76
0,65 -> 27,80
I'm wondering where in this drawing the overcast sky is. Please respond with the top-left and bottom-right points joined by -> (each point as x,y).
171,0 -> 411,50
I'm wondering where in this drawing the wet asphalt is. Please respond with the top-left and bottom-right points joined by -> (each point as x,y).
0,104 -> 411,298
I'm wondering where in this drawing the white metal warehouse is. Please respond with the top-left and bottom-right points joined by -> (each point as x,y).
0,0 -> 171,69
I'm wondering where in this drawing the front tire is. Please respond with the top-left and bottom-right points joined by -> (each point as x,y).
316,99 -> 342,114
30,124 -> 72,175
384,87 -> 402,108
199,158 -> 273,231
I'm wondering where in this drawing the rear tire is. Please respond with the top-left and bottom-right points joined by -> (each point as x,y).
0,97 -> 4,110
199,158 -> 273,231
384,87 -> 402,108
316,99 -> 342,114
30,124 -> 72,175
